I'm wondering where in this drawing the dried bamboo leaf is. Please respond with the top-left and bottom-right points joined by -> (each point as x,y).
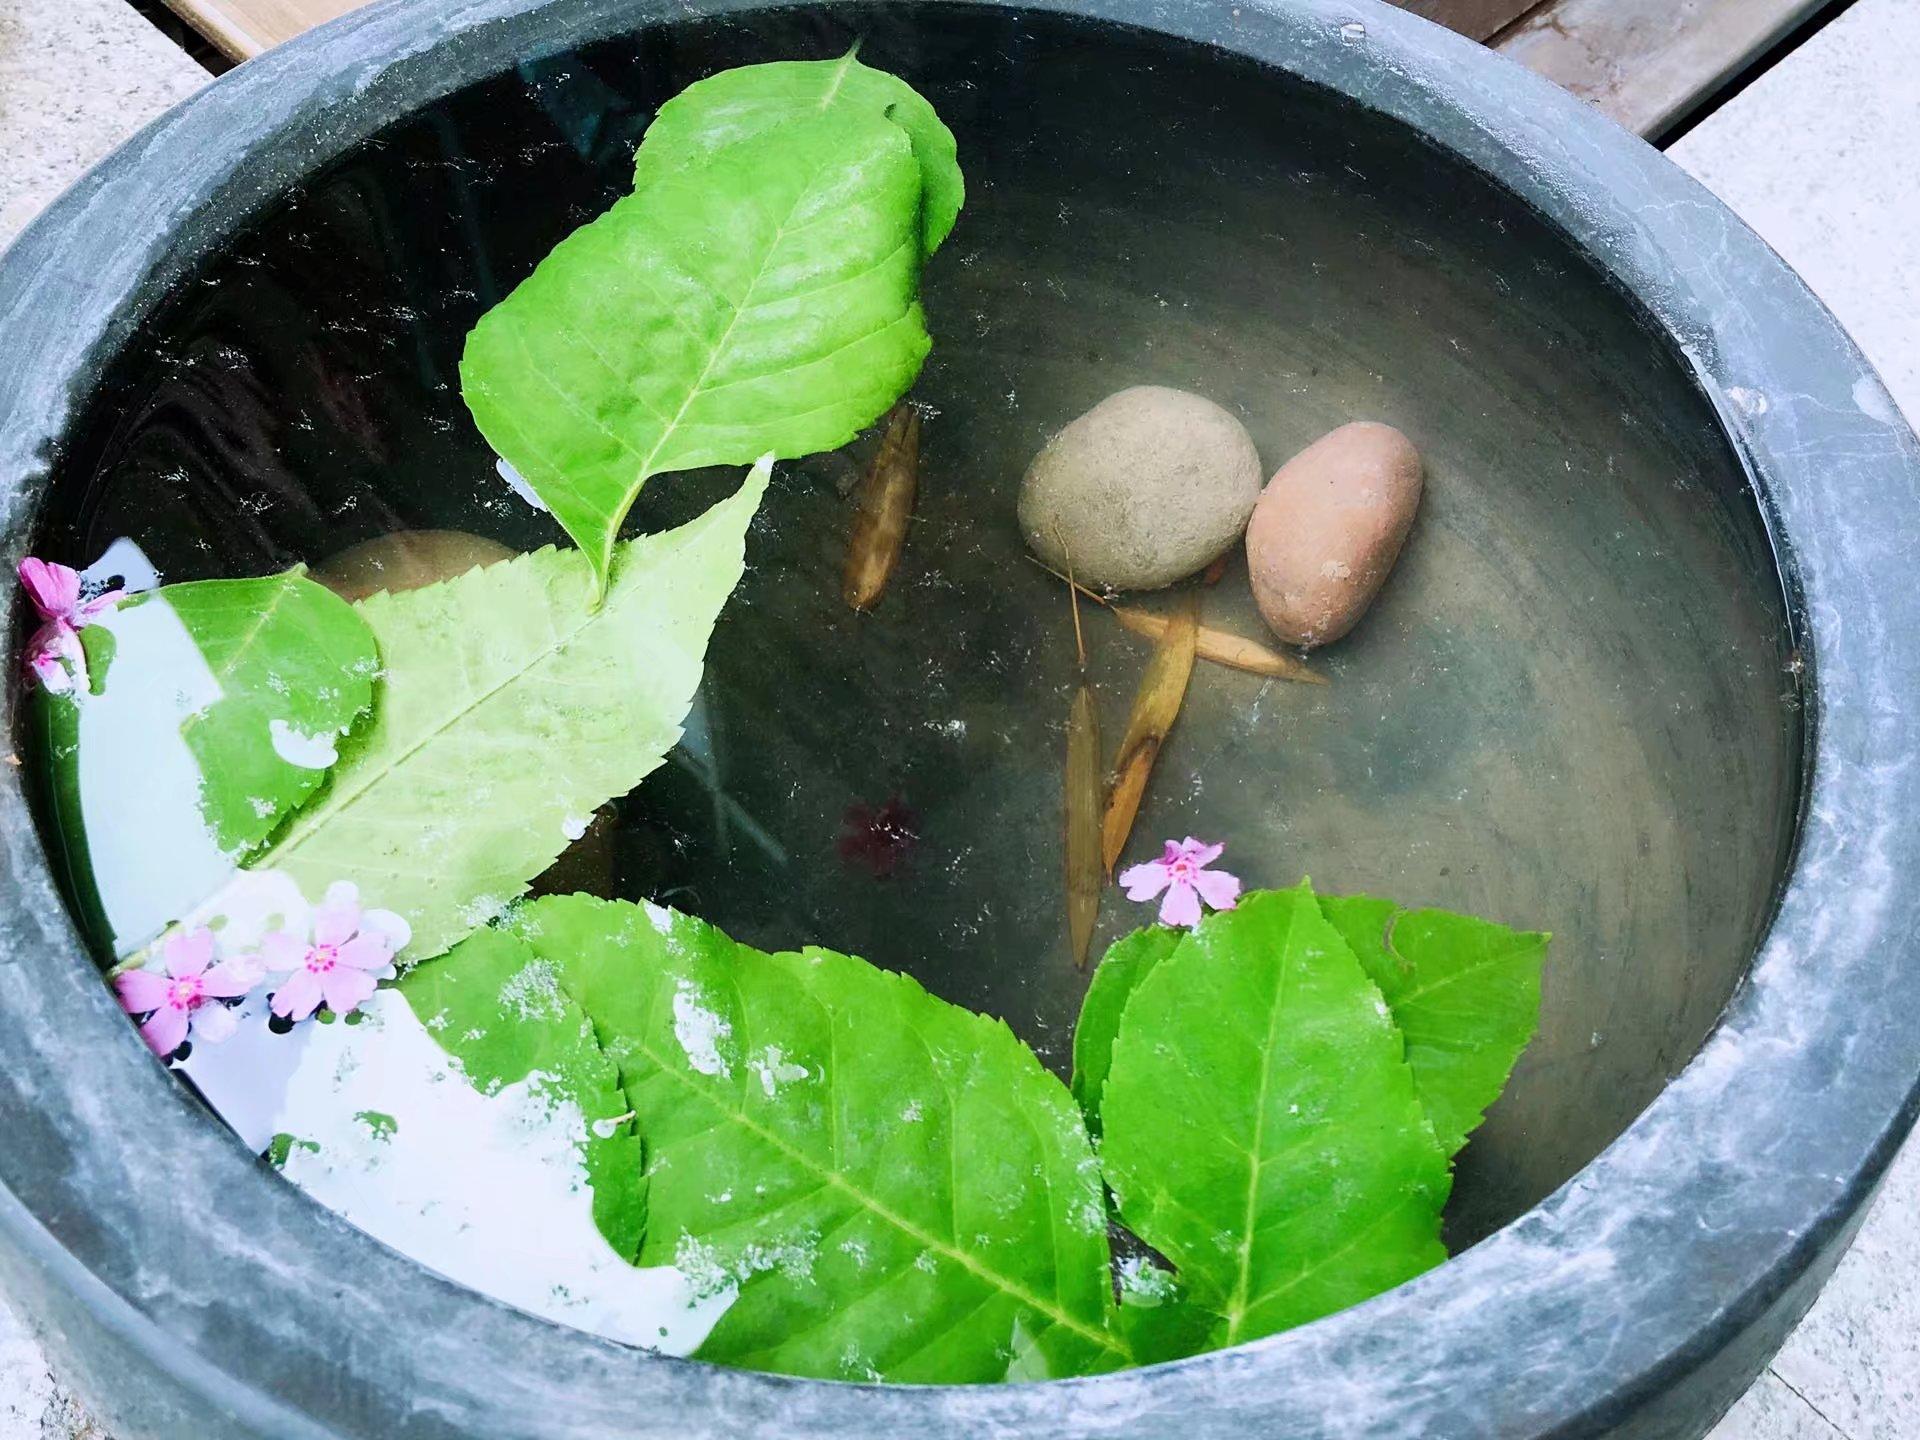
1065,681 -> 1103,969
1101,593 -> 1199,876
1111,606 -> 1326,685
1024,556 -> 1323,685
842,402 -> 921,610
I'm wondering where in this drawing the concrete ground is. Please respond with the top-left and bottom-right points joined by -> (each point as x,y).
1676,5 -> 1920,1429
0,0 -> 1916,1436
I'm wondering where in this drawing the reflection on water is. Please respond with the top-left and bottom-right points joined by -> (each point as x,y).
270,989 -> 731,1353
71,546 -> 234,955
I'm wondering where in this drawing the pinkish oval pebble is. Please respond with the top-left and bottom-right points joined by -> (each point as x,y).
1245,422 -> 1422,648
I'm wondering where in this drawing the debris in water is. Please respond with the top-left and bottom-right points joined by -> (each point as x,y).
1110,605 -> 1324,684
842,401 -> 921,611
18,556 -> 123,696
1101,592 -> 1199,877
1059,540 -> 1103,969
1028,557 -> 1322,684
837,794 -> 920,879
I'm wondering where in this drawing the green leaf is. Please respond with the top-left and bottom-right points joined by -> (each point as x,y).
1070,925 -> 1181,1134
1080,900 -> 1551,1160
500,894 -> 1129,1382
1099,883 -> 1451,1348
1318,896 -> 1549,1158
28,690 -> 110,956
255,460 -> 769,960
158,571 -> 379,858
265,1133 -> 320,1169
463,109 -> 932,593
632,51 -> 964,258
1112,1259 -> 1220,1366
30,574 -> 374,954
78,624 -> 115,697
398,925 -> 646,1260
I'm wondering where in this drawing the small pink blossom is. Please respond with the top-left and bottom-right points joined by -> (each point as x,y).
255,882 -> 408,1024
113,927 -> 255,1059
19,557 -> 122,695
1119,836 -> 1242,928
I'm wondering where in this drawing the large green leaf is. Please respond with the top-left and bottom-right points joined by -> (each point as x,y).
1078,900 -> 1550,1160
463,110 -> 931,593
396,925 -> 646,1260
255,461 -> 768,960
632,51 -> 964,257
1319,896 -> 1549,1158
1099,883 -> 1451,1348
1069,924 -> 1180,1134
28,691 -> 110,953
495,894 -> 1129,1382
162,572 -> 378,858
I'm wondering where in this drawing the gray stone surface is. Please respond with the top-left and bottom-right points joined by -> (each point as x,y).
0,0 -> 206,249
0,4 -> 206,1429
1701,1138 -> 1920,1439
1672,0 -> 1920,426
1673,4 -> 1920,1436
1768,1137 -> 1920,1438
1713,1373 -> 1848,1440
0,1292 -> 97,1440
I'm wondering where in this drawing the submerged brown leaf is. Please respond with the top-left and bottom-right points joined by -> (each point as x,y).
1110,605 -> 1325,685
1065,681 -> 1102,969
1025,556 -> 1323,685
1101,592 -> 1199,876
842,402 -> 921,611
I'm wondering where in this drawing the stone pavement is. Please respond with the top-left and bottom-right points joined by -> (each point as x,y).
1677,4 -> 1920,1430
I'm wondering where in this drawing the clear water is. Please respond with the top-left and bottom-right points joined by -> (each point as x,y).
30,5 -> 1803,1248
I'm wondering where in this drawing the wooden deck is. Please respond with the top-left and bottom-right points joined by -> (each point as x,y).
1499,0 -> 1830,138
164,0 -> 360,57
166,0 -> 1541,54
163,0 -> 1835,140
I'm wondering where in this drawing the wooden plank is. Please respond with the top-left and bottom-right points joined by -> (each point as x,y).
157,0 -> 1829,144
161,0 -> 364,62
166,0 -> 1539,60
1396,0 -> 1541,42
1495,0 -> 1832,138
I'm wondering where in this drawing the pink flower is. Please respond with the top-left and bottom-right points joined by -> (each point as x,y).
113,927 -> 255,1059
24,624 -> 85,695
19,557 -> 122,695
255,882 -> 408,1023
1119,837 -> 1242,928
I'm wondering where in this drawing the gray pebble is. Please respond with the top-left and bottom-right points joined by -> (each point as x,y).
1018,386 -> 1262,591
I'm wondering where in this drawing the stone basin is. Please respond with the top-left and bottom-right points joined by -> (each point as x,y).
1,1 -> 1917,1437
